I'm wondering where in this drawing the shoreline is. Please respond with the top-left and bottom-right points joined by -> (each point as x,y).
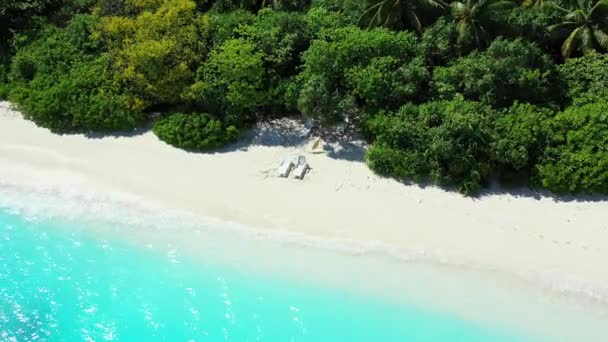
1,101 -> 608,305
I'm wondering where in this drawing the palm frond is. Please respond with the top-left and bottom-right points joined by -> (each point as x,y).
405,10 -> 423,33
547,1 -> 572,13
565,9 -> 587,23
486,0 -> 516,11
590,0 -> 608,22
592,27 -> 608,49
561,26 -> 582,56
456,20 -> 472,46
580,25 -> 595,51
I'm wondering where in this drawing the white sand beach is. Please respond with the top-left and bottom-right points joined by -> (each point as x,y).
1,101 -> 608,305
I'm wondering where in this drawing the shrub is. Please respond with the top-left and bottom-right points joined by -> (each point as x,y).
205,9 -> 255,46
420,18 -> 461,66
365,98 -> 496,194
239,9 -> 310,76
7,15 -> 142,132
10,55 -> 142,132
432,38 -> 560,107
537,100 -> 608,194
491,102 -> 554,177
559,52 -> 608,102
304,6 -> 350,36
296,26 -> 429,124
153,112 -> 239,150
211,0 -> 310,12
0,64 -> 8,99
97,0 -> 208,107
187,38 -> 265,126
310,0 -> 366,25
493,6 -> 560,52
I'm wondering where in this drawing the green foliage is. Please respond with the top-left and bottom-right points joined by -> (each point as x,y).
549,0 -> 608,57
0,0 -> 55,43
97,0 -> 208,108
421,17 -> 461,66
153,112 -> 239,150
449,0 -> 515,49
494,5 -> 560,50
363,0 -> 445,32
7,15 -> 142,132
432,38 -> 559,107
537,100 -> 608,194
559,51 -> 608,101
310,0 -> 366,25
492,102 -> 554,176
10,55 -> 142,132
188,39 -> 265,126
0,64 -> 8,99
212,0 -> 310,12
239,9 -> 309,76
297,26 -> 429,124
205,9 -> 255,46
304,6 -> 351,35
366,98 -> 496,194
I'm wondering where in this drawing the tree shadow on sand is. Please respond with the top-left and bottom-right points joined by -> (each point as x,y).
213,117 -> 368,162
75,114 -> 608,204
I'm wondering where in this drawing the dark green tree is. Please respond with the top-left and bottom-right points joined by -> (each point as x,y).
432,38 -> 560,107
363,0 -> 445,32
449,0 -> 515,48
549,0 -> 608,57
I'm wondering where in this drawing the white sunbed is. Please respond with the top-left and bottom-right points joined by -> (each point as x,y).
278,157 -> 294,177
292,155 -> 309,180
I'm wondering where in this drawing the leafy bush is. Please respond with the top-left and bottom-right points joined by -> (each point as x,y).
559,52 -> 608,102
491,102 -> 554,177
493,5 -> 560,51
421,18 -> 461,66
239,9 -> 309,76
0,64 -> 8,99
205,9 -> 255,46
432,38 -> 560,107
309,0 -> 366,25
297,26 -> 429,124
153,112 -> 239,150
188,38 -> 265,126
10,55 -> 142,132
97,0 -> 208,107
537,101 -> 608,194
365,98 -> 496,194
304,6 -> 349,36
212,0 -> 310,12
7,15 -> 142,132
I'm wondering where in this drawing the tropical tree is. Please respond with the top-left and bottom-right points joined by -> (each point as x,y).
449,0 -> 515,48
363,0 -> 445,32
548,0 -> 608,57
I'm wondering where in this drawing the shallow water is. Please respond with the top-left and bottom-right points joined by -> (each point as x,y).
0,208 -> 535,342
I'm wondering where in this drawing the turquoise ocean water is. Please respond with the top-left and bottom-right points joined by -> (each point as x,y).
0,207 -> 537,342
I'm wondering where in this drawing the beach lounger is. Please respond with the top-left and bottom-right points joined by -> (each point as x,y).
299,119 -> 314,138
292,155 -> 309,180
278,157 -> 294,177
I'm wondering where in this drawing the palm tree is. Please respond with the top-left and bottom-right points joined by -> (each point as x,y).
449,0 -> 515,48
549,0 -> 608,57
363,0 -> 446,33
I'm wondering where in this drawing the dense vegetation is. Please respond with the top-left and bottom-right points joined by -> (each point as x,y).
2,0 -> 608,194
